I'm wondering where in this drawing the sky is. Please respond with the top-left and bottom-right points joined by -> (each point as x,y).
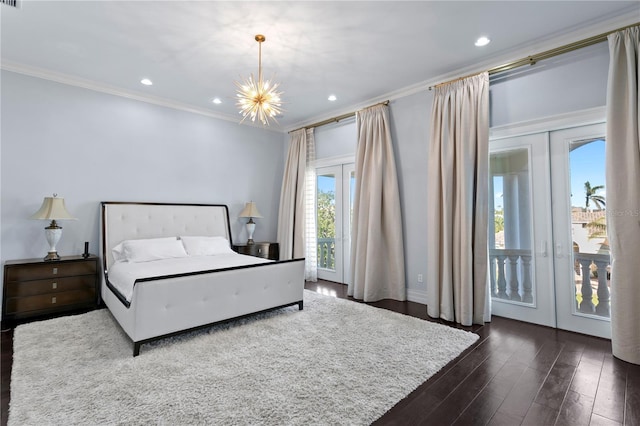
569,139 -> 605,209
317,175 -> 334,195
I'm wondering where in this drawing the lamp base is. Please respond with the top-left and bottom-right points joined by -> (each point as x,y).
246,220 -> 256,245
44,222 -> 62,261
44,251 -> 60,261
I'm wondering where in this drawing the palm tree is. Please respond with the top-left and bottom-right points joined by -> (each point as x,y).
584,181 -> 606,210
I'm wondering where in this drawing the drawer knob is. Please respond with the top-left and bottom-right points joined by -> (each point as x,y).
51,296 -> 57,304
52,282 -> 57,289
52,267 -> 58,275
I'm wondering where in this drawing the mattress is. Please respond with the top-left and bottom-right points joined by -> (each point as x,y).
108,253 -> 272,302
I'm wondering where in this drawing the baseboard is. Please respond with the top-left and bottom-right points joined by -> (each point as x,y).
407,288 -> 428,305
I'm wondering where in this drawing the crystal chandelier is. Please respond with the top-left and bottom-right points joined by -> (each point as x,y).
235,34 -> 283,125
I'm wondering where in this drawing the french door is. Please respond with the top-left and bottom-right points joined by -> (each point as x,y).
316,163 -> 355,284
489,133 -> 556,327
550,124 -> 610,338
489,122 -> 611,338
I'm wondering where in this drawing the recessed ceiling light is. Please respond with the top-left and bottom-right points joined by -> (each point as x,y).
140,78 -> 153,86
328,95 -> 337,101
475,37 -> 491,47
212,98 -> 222,104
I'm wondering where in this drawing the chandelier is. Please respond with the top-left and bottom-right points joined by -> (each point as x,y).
235,34 -> 283,126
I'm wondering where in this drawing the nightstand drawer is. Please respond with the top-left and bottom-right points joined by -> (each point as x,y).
233,242 -> 279,260
5,275 -> 95,297
5,261 -> 97,281
4,288 -> 96,314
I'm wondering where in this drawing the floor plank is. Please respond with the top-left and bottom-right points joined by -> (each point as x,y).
492,366 -> 547,421
593,354 -> 627,423
556,390 -> 595,426
532,360 -> 576,410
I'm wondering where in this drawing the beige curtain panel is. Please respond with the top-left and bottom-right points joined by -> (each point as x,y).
606,26 -> 640,365
349,104 -> 406,302
426,72 -> 490,326
277,129 -> 308,260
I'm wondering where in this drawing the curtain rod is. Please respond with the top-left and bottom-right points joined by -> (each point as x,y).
288,100 -> 389,134
429,22 -> 639,90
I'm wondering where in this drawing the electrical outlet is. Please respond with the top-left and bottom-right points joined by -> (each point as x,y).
417,274 -> 423,283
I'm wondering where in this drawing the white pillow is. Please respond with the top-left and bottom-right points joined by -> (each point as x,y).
180,236 -> 235,256
118,237 -> 188,263
111,242 -> 127,262
112,237 -> 176,262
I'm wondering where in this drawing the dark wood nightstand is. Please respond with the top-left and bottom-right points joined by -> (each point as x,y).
232,242 -> 279,260
2,255 -> 99,326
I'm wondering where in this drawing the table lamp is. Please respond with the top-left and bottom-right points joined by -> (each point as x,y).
30,194 -> 77,261
239,201 -> 263,245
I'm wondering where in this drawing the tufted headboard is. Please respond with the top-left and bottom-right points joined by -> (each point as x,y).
101,202 -> 232,272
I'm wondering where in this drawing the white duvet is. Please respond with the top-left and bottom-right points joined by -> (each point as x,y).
107,253 -> 272,302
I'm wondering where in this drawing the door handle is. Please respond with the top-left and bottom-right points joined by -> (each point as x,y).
556,242 -> 563,258
540,241 -> 547,257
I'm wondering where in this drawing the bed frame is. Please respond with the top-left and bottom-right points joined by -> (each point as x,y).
100,202 -> 305,356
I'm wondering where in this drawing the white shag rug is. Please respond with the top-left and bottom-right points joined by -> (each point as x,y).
9,290 -> 478,425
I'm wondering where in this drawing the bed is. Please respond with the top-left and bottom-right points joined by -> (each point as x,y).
100,202 -> 305,356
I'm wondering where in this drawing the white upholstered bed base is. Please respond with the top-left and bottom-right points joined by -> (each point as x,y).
101,202 -> 305,356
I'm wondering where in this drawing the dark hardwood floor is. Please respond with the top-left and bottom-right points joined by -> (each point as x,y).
306,281 -> 639,426
2,280 -> 639,425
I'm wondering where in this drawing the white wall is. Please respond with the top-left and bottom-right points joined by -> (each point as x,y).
314,118 -> 357,160
388,91 -> 433,302
1,71 -> 285,268
490,42 -> 608,127
305,42 -> 610,305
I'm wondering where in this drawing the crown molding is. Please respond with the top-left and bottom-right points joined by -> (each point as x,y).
0,61 -> 285,133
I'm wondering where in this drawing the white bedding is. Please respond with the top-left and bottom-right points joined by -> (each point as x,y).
108,253 -> 272,302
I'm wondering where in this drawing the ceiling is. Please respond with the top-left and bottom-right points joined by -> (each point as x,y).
1,1 -> 638,131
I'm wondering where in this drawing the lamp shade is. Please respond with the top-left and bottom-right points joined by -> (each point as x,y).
239,202 -> 263,218
30,195 -> 77,221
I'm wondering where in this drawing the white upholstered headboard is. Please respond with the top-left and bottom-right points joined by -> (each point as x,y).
101,202 -> 232,272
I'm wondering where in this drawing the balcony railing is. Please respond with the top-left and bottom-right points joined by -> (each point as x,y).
573,252 -> 611,317
489,249 -> 534,303
318,237 -> 335,270
489,249 -> 611,318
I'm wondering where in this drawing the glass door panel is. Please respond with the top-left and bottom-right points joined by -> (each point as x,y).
490,149 -> 534,303
317,166 -> 342,282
